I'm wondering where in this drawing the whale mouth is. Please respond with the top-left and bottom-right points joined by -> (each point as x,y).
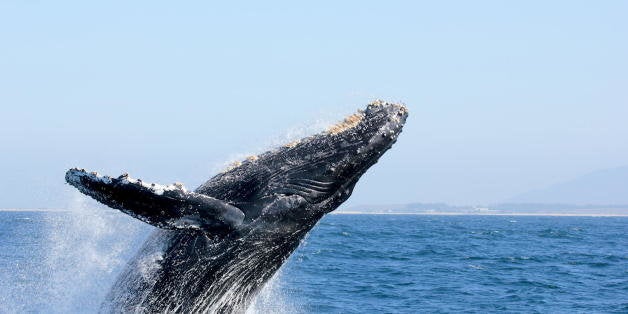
264,100 -> 408,206
328,100 -> 408,158
193,100 -> 409,215
217,100 -> 408,175
362,100 -> 408,147
319,101 -> 408,207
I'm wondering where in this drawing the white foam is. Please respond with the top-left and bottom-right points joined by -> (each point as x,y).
246,269 -> 299,314
41,191 -> 151,313
211,108 -> 353,175
138,251 -> 164,282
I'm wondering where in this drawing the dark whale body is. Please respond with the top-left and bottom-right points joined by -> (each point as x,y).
65,101 -> 408,313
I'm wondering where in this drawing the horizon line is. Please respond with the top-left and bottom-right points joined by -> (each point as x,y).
1,208 -> 627,217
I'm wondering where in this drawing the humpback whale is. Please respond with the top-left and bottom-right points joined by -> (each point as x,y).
65,100 -> 408,313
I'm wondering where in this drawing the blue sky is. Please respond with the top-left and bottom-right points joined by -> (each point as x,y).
1,1 -> 627,208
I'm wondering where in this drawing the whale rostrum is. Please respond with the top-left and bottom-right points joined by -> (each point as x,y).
65,100 -> 408,313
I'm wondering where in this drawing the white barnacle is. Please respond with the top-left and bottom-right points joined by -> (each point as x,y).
326,110 -> 365,135
283,140 -> 301,148
222,161 -> 243,173
368,99 -> 387,107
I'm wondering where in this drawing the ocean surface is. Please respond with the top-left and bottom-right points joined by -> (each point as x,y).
0,210 -> 626,313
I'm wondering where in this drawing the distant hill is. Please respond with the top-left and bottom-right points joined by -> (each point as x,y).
337,166 -> 628,215
506,166 -> 628,205
339,202 -> 628,215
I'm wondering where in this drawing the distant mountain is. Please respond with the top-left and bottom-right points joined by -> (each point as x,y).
339,202 -> 628,215
335,166 -> 628,216
506,166 -> 628,205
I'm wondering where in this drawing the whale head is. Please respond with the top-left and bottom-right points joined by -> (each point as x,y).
197,100 -> 408,218
289,100 -> 408,211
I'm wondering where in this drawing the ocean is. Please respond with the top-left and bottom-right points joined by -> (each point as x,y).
0,210 -> 626,313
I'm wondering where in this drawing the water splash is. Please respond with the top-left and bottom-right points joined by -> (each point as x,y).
2,194 -> 300,312
43,191 -> 150,313
247,269 -> 299,314
211,106 -> 356,175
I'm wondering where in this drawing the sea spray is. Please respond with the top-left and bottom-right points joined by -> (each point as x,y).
38,192 -> 300,313
247,269 -> 299,314
43,192 -> 150,313
246,229 -> 314,314
211,106 -> 353,175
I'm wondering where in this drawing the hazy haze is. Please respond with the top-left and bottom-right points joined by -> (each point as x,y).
1,1 -> 627,208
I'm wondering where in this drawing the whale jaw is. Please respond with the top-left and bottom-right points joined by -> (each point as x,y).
195,100 -> 408,218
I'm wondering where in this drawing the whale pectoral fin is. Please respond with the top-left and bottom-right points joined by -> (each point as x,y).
65,168 -> 245,233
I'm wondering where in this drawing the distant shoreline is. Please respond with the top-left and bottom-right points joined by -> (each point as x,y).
334,211 -> 628,217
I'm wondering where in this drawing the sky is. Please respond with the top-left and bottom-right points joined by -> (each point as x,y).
1,1 -> 627,208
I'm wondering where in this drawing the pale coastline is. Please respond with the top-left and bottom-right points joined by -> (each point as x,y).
334,211 -> 628,217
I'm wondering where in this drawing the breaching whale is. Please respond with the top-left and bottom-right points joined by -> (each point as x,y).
65,100 -> 408,313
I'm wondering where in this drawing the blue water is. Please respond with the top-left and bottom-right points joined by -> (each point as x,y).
1,211 -> 627,313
